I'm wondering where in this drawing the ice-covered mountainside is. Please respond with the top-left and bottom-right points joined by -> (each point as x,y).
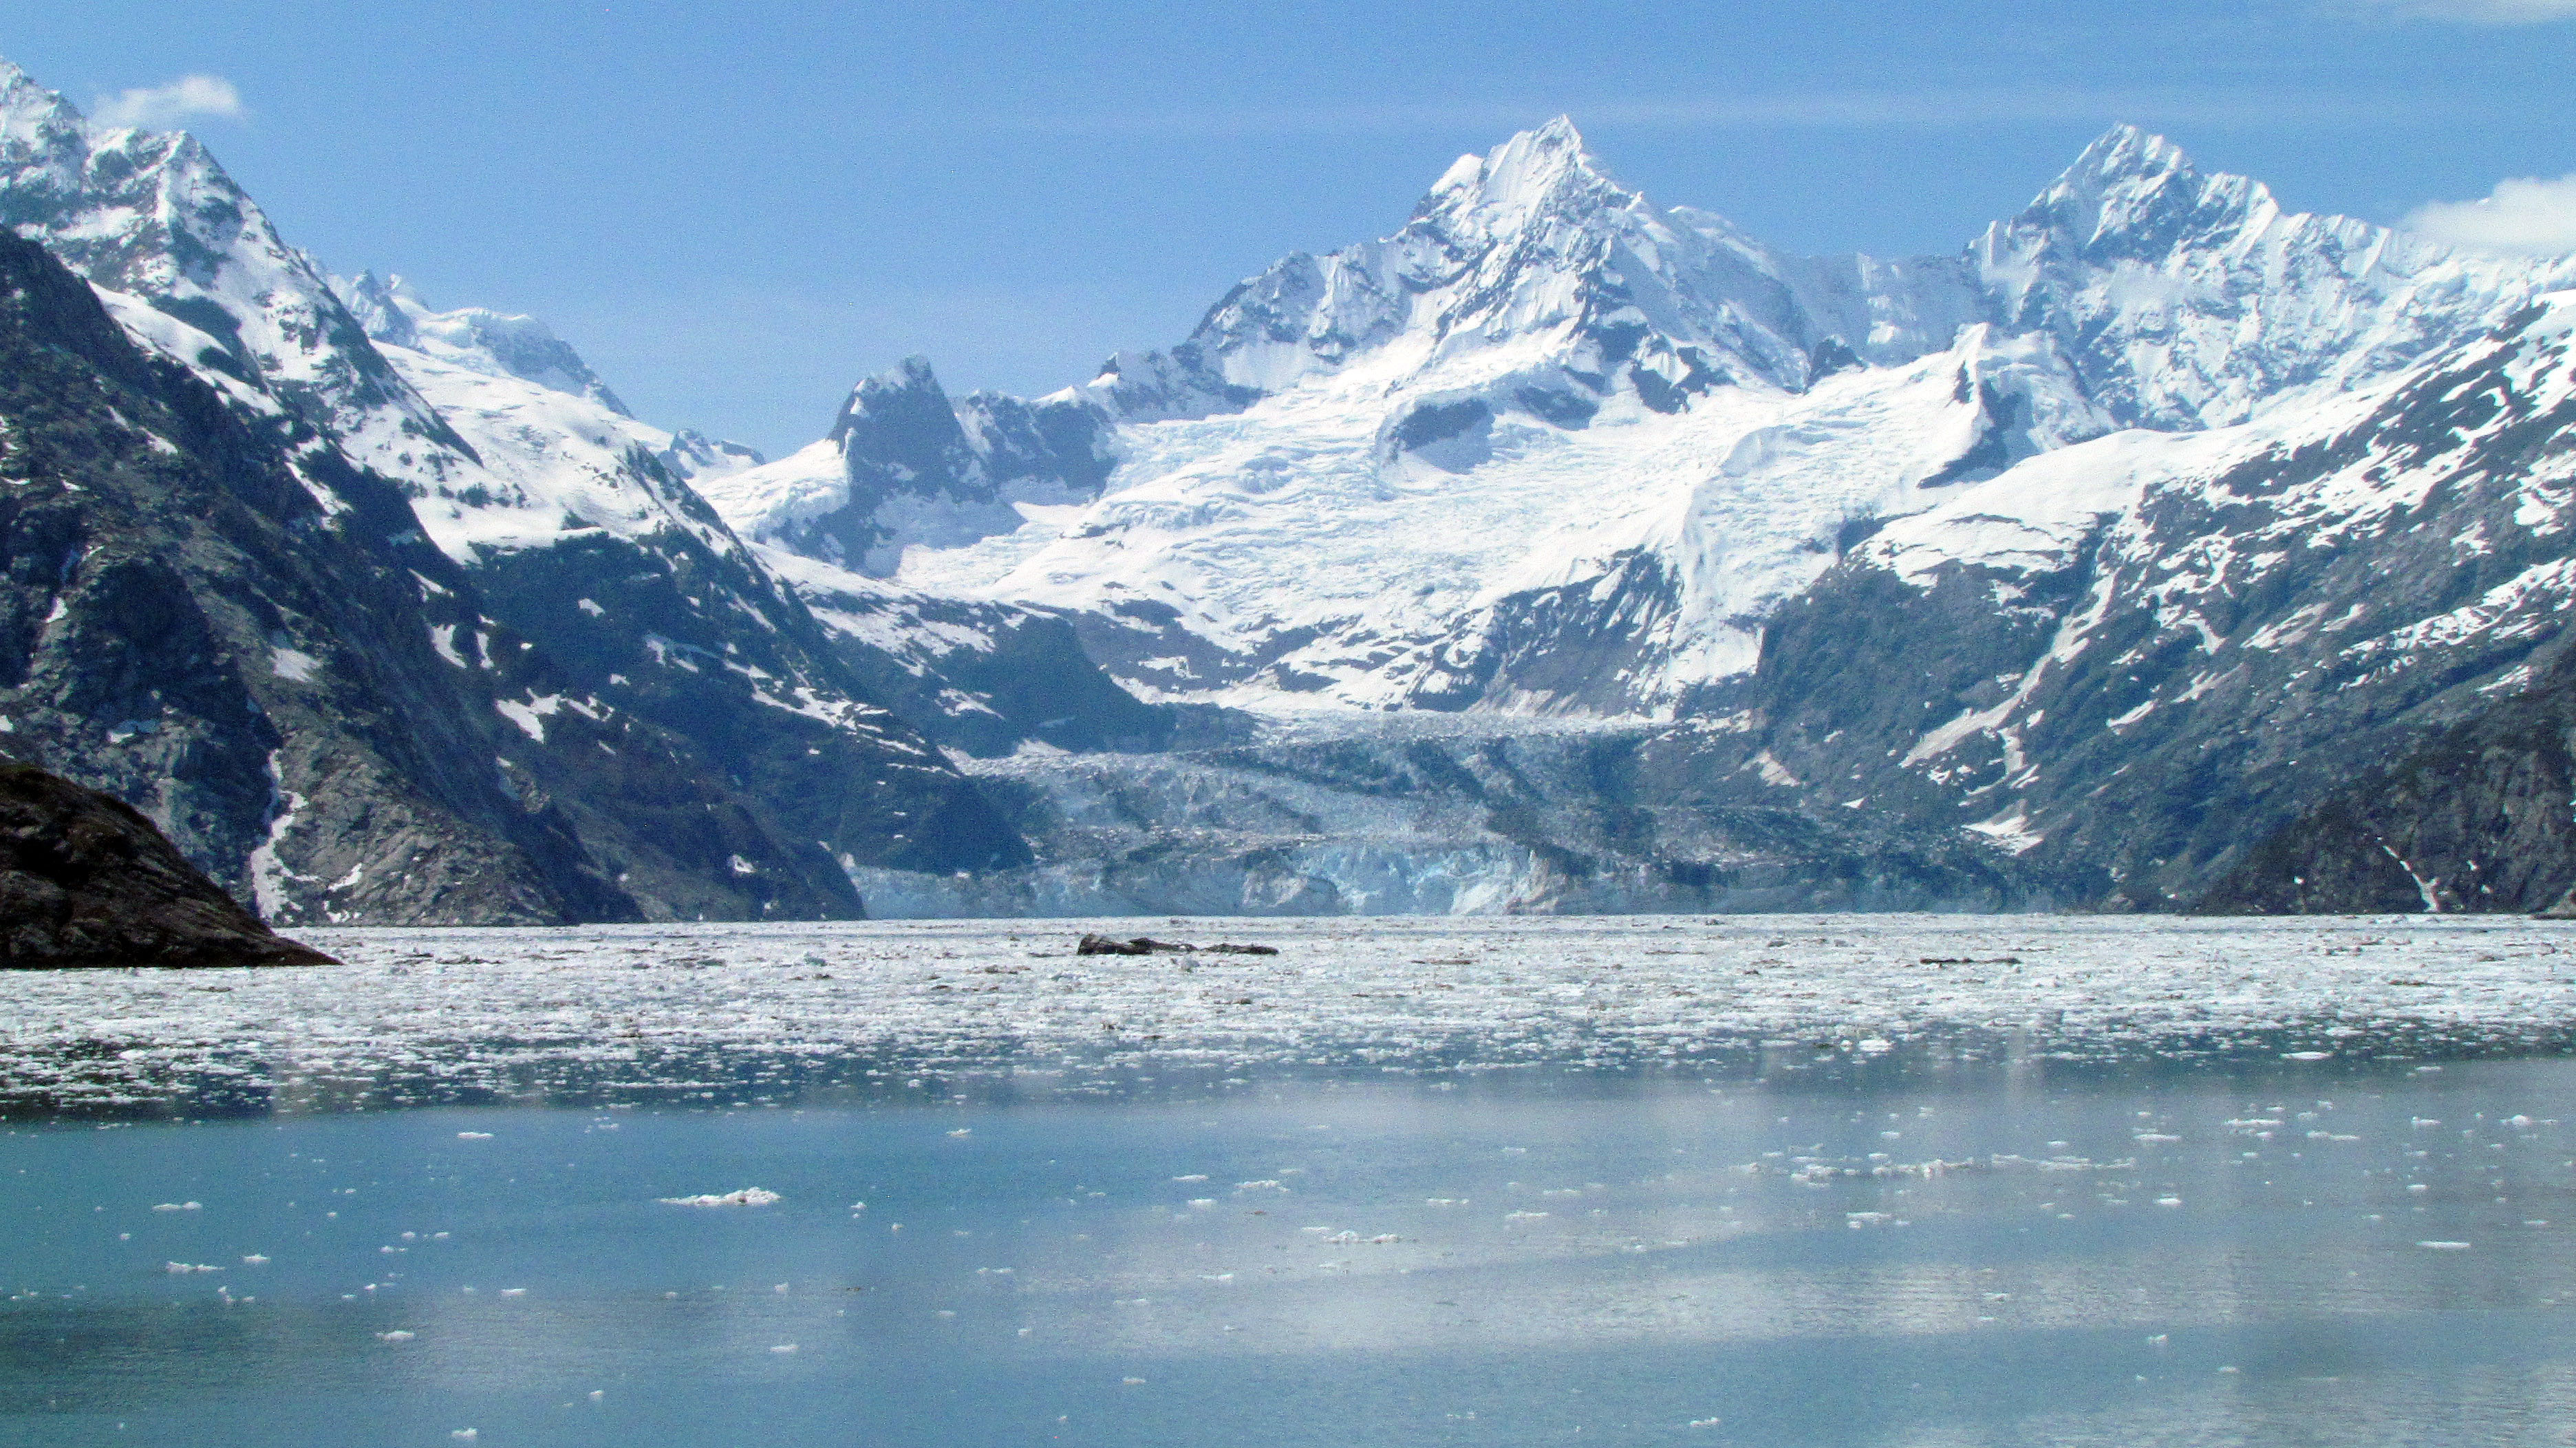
715,120 -> 2573,721
0,56 -> 1029,921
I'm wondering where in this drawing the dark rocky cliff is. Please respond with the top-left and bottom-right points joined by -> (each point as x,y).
2198,646 -> 2576,915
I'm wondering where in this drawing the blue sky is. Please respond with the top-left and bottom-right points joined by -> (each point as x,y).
4,1 -> 2573,454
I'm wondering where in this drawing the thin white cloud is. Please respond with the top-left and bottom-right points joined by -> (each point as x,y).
89,75 -> 246,131
2330,0 -> 2576,21
2405,175 -> 2576,254
965,87 -> 2405,140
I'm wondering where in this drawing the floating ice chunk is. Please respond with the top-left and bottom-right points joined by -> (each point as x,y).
163,1262 -> 222,1274
659,1189 -> 782,1207
2134,1133 -> 2182,1143
2418,1240 -> 2472,1250
2282,1051 -> 2332,1061
1505,1211 -> 1549,1222
500,1288 -> 528,1297
1171,1175 -> 1209,1182
151,1202 -> 201,1212
242,1255 -> 268,1265
376,1330 -> 416,1342
947,1129 -> 972,1138
456,1131 -> 493,1140
770,1343 -> 799,1354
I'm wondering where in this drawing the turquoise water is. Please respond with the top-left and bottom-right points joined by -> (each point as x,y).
8,1044 -> 2576,1446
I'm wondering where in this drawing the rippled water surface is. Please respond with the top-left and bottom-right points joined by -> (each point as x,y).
7,916 -> 2576,1446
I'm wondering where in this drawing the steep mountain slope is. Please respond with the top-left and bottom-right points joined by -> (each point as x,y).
1751,291 -> 2576,908
0,56 -> 1024,919
2196,641 -> 2576,916
0,223 -> 617,923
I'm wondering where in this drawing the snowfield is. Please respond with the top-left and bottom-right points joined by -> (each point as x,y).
6,916 -> 2574,1112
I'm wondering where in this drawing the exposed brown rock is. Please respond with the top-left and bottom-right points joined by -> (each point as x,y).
0,763 -> 332,967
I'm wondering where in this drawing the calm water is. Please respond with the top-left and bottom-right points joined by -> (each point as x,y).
9,1041 -> 2576,1447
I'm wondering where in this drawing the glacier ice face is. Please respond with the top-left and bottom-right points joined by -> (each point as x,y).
865,712 -> 2026,918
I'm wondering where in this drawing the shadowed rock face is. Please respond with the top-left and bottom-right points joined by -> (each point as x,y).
0,763 -> 332,967
2196,648 -> 2576,917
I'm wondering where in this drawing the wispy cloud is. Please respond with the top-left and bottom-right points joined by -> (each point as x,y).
2326,0 -> 2576,21
2405,175 -> 2576,254
89,75 -> 246,131
959,86 -> 2469,140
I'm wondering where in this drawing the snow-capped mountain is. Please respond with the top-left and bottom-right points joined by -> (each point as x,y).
0,56 -> 1031,922
706,116 -> 2576,915
716,120 -> 2572,730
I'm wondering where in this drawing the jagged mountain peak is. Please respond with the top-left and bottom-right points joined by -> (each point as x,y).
0,53 -> 74,126
2068,123 -> 2196,184
336,270 -> 422,347
1969,123 -> 2576,429
828,354 -> 949,444
1412,116 -> 1629,233
2007,123 -> 2275,255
